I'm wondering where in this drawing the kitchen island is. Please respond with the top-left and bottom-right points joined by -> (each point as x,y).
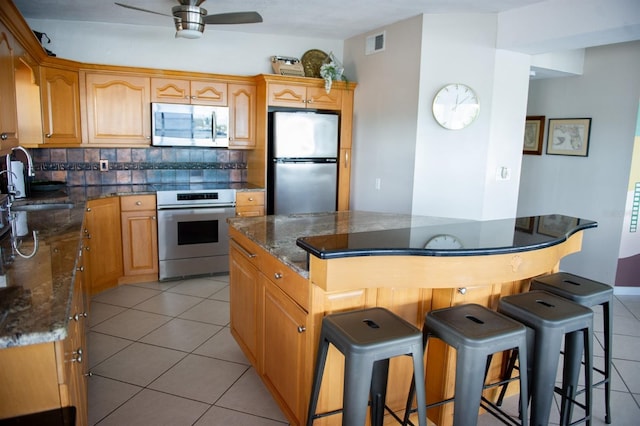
227,211 -> 596,426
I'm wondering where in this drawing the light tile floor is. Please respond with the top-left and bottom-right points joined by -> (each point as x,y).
88,275 -> 640,425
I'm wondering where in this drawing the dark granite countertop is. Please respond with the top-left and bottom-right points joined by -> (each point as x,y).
228,212 -> 597,277
0,182 -> 262,349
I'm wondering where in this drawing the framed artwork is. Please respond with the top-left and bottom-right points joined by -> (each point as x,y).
523,116 -> 545,155
537,214 -> 579,238
546,118 -> 592,157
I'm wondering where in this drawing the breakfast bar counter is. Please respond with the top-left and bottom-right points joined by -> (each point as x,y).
227,211 -> 596,426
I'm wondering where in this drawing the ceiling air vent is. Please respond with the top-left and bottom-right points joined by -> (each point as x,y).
365,31 -> 386,55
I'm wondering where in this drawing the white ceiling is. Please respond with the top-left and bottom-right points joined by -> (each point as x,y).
13,0 -> 548,40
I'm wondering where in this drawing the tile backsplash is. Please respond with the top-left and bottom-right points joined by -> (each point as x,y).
30,147 -> 248,186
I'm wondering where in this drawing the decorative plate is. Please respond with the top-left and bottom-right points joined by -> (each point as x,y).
301,49 -> 328,78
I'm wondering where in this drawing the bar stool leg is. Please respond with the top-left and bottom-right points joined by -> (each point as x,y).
454,347 -> 491,426
603,302 -> 612,424
370,359 -> 390,426
343,354 -> 375,426
410,343 -> 427,426
530,328 -> 563,426
307,335 -> 330,426
560,330 -> 583,425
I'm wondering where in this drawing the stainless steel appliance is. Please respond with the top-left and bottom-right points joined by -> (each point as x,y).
156,186 -> 236,280
268,111 -> 339,215
151,102 -> 229,148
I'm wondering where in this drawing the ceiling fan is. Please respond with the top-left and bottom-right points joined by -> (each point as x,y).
115,0 -> 263,39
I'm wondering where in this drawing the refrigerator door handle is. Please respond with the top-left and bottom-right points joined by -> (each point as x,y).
211,110 -> 217,142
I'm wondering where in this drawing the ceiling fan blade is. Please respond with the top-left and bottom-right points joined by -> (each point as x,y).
203,11 -> 263,25
114,2 -> 174,18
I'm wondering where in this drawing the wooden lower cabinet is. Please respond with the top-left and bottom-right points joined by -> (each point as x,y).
261,276 -> 308,425
235,191 -> 265,217
229,238 -> 261,366
120,194 -> 158,284
0,238 -> 88,424
84,197 -> 123,295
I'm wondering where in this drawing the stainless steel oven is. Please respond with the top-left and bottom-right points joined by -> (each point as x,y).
156,187 -> 236,281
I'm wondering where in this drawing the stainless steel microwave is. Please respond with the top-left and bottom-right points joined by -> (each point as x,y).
151,102 -> 229,148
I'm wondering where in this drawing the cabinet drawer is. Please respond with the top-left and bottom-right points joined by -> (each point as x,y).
120,195 -> 156,212
229,230 -> 262,267
261,254 -> 309,311
236,191 -> 264,206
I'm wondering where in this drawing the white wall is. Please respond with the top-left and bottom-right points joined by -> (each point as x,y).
518,41 -> 640,285
26,19 -> 343,76
345,14 -> 530,220
343,16 -> 422,214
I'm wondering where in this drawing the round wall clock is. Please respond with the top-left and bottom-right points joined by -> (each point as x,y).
432,83 -> 480,130
424,234 -> 464,250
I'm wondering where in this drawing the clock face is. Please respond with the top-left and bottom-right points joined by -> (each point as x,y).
432,83 -> 480,130
424,234 -> 464,250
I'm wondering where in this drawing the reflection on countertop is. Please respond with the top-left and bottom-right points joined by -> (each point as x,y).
0,182 -> 262,349
228,211 -> 469,277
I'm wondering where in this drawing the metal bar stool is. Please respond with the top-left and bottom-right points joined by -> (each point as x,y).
530,272 -> 613,424
403,303 -> 529,426
306,307 -> 427,426
498,290 -> 594,426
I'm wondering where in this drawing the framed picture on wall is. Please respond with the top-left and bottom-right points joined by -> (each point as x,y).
546,118 -> 592,157
523,116 -> 545,155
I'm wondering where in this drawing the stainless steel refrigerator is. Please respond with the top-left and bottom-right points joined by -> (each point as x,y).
268,111 -> 339,215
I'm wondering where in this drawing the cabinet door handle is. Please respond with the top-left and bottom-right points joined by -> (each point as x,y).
86,207 -> 91,212
0,133 -> 7,141
230,239 -> 256,259
297,326 -> 306,333
151,216 -> 156,220
76,266 -> 84,272
45,133 -> 52,138
274,272 -> 283,279
136,201 -> 142,206
248,197 -> 254,201
457,287 -> 467,295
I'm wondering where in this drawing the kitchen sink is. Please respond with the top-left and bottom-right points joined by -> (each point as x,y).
11,203 -> 75,211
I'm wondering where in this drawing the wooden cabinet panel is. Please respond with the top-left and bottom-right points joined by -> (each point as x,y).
120,195 -> 158,282
190,80 -> 227,105
0,24 -> 19,153
151,78 -> 227,105
267,83 -> 342,110
83,73 -> 151,145
40,66 -> 81,145
229,239 -> 261,366
228,83 -> 256,148
235,190 -> 264,217
262,276 -> 308,425
85,197 -> 123,295
338,148 -> 351,211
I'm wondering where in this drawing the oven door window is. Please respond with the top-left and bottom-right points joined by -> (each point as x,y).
157,207 -> 234,260
177,219 -> 219,245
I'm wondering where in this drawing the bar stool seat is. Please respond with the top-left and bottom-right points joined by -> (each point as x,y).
531,272 -> 614,424
403,303 -> 529,426
307,307 -> 427,426
498,290 -> 594,426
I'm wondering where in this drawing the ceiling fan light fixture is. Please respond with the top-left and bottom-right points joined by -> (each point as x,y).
175,28 -> 203,39
173,4 -> 206,38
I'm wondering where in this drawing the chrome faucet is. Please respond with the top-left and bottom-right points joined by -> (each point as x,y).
0,169 -> 18,202
11,146 -> 34,177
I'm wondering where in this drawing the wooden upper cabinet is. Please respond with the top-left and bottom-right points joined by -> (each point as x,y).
0,25 -> 19,153
40,66 -> 81,145
83,72 -> 151,145
151,77 -> 227,106
267,83 -> 342,110
228,83 -> 256,149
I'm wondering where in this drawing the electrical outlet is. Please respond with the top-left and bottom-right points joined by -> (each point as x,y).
99,160 -> 109,172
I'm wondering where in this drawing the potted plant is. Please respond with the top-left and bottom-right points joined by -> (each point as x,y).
319,53 -> 345,93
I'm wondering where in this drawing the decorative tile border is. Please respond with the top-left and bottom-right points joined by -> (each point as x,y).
30,147 -> 248,186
